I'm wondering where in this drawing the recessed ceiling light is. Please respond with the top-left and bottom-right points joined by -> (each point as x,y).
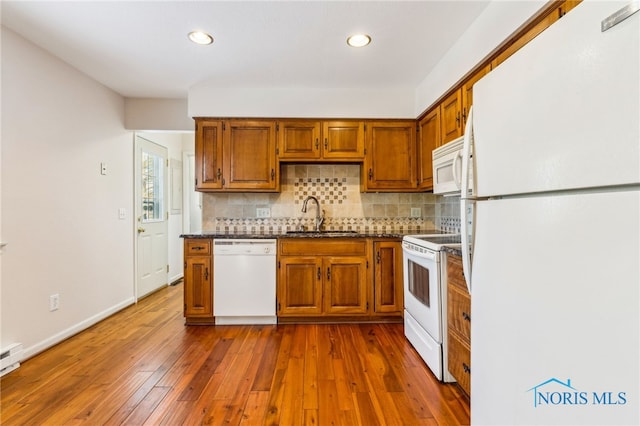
188,31 -> 213,45
347,34 -> 371,48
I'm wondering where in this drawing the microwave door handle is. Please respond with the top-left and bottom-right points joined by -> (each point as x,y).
452,151 -> 461,190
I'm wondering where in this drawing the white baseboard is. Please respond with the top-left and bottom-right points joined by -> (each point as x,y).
23,297 -> 135,360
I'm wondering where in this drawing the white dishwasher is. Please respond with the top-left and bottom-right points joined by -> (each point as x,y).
213,239 -> 277,325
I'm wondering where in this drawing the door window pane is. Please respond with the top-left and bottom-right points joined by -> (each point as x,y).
142,151 -> 164,222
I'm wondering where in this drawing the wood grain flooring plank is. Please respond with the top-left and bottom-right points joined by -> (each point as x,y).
0,284 -> 471,426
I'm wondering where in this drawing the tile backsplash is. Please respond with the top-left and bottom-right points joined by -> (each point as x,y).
202,164 -> 460,233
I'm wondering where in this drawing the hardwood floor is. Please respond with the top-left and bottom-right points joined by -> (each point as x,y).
0,283 -> 470,425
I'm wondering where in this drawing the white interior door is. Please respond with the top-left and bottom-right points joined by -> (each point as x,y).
135,136 -> 168,299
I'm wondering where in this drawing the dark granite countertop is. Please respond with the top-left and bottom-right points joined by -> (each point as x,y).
180,230 -> 424,239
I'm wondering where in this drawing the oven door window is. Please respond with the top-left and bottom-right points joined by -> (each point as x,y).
408,259 -> 430,307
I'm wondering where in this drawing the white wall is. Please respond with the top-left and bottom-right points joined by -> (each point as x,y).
1,27 -> 135,358
188,87 -> 416,118
414,1 -> 546,116
125,98 -> 193,131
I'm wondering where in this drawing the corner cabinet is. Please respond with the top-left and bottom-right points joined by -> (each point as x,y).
277,120 -> 365,161
362,121 -> 417,192
194,119 -> 278,192
417,107 -> 440,191
183,238 -> 214,325
447,253 -> 471,396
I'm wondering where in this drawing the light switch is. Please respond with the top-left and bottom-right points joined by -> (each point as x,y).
118,208 -> 126,219
100,162 -> 108,175
410,207 -> 422,218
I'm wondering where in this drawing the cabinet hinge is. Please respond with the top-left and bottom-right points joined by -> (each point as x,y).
184,262 -> 187,269
166,159 -> 169,167
222,122 -> 226,131
276,147 -> 279,155
195,178 -> 198,186
278,260 -> 281,269
276,123 -> 279,131
278,302 -> 281,311
366,260 -> 369,268
366,301 -> 369,310
167,264 -> 169,273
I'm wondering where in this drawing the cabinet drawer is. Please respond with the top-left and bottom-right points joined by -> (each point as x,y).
185,239 -> 211,256
279,239 -> 367,256
447,254 -> 467,292
447,284 -> 471,339
448,330 -> 471,396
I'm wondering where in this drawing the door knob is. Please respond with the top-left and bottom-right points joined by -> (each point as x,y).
137,227 -> 146,233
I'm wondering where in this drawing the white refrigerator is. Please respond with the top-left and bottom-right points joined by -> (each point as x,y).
460,1 -> 639,425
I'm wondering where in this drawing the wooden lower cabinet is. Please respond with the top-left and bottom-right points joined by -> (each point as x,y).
373,240 -> 404,314
324,256 -> 368,314
183,239 -> 214,324
447,253 -> 471,396
277,238 -> 403,321
277,257 -> 323,315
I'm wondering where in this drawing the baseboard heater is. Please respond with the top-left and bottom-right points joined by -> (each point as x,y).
0,343 -> 23,376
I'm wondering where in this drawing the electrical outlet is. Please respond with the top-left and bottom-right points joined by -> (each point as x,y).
410,207 -> 422,218
256,207 -> 271,218
49,294 -> 60,311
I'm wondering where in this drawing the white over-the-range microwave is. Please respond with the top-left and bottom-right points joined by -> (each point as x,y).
432,135 -> 472,196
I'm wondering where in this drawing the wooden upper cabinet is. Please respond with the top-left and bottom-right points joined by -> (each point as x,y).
417,107 -> 440,191
224,120 -> 278,190
277,120 -> 364,161
491,8 -> 560,69
195,120 -> 224,191
440,90 -> 463,144
194,118 -> 278,192
363,121 -> 417,191
461,65 -> 491,127
322,121 -> 365,160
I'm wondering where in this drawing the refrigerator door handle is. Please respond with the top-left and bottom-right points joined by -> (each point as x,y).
460,106 -> 474,293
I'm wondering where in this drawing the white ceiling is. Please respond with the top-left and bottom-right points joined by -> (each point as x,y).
1,1 -> 491,99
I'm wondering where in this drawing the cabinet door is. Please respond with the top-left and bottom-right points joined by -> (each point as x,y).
322,121 -> 365,160
277,120 -> 321,160
223,120 -> 278,190
461,65 -> 490,128
278,257 -> 323,316
324,257 -> 368,315
417,107 -> 440,191
373,241 -> 404,314
440,90 -> 463,144
184,256 -> 213,318
195,120 -> 224,191
364,121 -> 417,191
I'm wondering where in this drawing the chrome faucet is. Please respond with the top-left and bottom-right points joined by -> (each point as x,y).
301,196 -> 325,232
